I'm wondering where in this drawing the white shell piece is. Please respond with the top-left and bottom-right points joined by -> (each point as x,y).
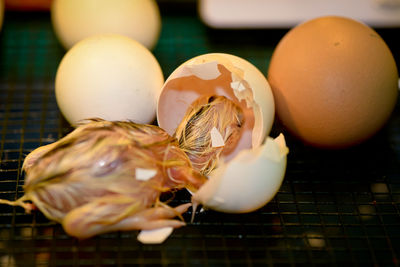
230,81 -> 246,92
210,127 -> 225,147
135,168 -> 157,181
192,134 -> 288,213
137,227 -> 174,244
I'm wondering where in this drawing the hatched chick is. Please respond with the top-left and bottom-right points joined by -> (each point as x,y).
175,95 -> 245,176
0,119 -> 207,239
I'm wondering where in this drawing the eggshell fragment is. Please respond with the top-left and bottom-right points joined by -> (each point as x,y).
192,134 -> 288,213
157,53 -> 275,160
137,227 -> 174,244
55,34 -> 164,126
135,168 -> 157,181
210,127 -> 225,147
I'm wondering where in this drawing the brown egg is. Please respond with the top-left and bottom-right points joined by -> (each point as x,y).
268,16 -> 398,148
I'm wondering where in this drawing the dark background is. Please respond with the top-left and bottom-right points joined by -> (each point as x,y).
0,0 -> 400,266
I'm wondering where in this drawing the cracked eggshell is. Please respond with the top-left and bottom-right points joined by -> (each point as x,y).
157,53 -> 275,159
192,134 -> 288,213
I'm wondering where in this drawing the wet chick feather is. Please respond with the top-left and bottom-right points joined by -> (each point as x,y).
2,119 -> 207,239
174,95 -> 244,176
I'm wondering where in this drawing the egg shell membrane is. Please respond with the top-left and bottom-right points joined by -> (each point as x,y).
157,63 -> 264,161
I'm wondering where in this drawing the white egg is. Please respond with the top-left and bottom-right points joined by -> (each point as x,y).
157,53 -> 286,213
51,0 -> 161,50
55,34 -> 164,126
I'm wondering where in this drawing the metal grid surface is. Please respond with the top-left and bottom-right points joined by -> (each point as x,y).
1,4 -> 400,267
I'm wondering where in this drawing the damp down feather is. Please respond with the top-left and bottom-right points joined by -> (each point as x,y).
0,96 -> 244,239
0,119 -> 207,239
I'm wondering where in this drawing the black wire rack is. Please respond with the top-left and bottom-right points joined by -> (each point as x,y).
1,2 -> 400,267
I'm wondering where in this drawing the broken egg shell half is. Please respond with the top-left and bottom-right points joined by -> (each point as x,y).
192,134 -> 288,213
157,53 -> 275,160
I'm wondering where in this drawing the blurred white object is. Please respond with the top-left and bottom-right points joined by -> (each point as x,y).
51,0 -> 161,50
199,0 -> 400,28
137,227 -> 173,244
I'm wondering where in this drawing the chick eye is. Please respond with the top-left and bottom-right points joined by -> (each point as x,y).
207,95 -> 216,103
92,158 -> 121,177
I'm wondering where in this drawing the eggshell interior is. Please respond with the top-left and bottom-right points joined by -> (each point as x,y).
157,53 -> 275,160
192,134 -> 288,213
